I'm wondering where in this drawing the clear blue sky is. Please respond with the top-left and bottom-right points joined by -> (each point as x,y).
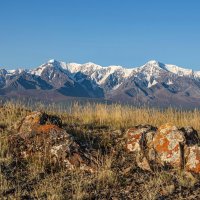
0,0 -> 200,70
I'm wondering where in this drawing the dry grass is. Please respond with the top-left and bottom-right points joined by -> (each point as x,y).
53,102 -> 200,131
0,101 -> 200,199
95,155 -> 117,189
2,100 -> 200,130
143,172 -> 174,200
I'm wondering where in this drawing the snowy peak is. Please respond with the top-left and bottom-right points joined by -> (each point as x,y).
31,59 -> 66,77
45,59 -> 65,69
134,60 -> 167,82
133,60 -> 198,78
165,64 -> 194,77
48,59 -> 59,64
145,60 -> 162,67
2,59 -> 199,94
66,62 -> 102,74
2,59 -> 200,84
28,59 -> 199,81
141,60 -> 167,71
65,62 -> 134,86
1,68 -> 26,76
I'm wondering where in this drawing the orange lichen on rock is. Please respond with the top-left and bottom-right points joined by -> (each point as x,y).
34,124 -> 62,134
153,123 -> 185,168
18,111 -> 43,132
126,125 -> 155,152
9,111 -> 95,172
185,146 -> 200,173
126,123 -> 200,173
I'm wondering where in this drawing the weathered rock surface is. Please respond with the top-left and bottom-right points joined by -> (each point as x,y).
126,123 -> 200,173
185,145 -> 200,173
9,112 -> 94,171
153,123 -> 185,168
126,125 -> 157,171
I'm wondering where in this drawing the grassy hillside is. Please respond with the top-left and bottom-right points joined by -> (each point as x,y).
0,101 -> 200,199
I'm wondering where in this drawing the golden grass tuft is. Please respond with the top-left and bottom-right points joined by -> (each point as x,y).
60,103 -> 200,130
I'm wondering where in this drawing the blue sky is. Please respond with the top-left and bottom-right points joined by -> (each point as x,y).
0,0 -> 200,70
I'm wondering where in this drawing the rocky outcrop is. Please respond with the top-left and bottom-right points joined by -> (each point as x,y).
9,112 -> 94,171
126,125 -> 157,170
126,123 -> 200,173
8,111 -> 200,174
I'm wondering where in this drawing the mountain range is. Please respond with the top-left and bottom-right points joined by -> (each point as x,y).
1,59 -> 200,108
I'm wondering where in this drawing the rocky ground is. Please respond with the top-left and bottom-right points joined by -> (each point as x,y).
0,103 -> 200,199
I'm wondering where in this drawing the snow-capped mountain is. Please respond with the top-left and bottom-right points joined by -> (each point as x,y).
1,59 -> 200,108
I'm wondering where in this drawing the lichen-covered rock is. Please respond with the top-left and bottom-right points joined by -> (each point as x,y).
126,123 -> 200,173
126,127 -> 143,152
126,125 -> 156,152
126,125 -> 157,170
185,145 -> 200,173
17,111 -> 62,134
153,123 -> 185,168
9,112 -> 94,171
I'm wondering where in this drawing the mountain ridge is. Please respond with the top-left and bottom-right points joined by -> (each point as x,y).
1,59 -> 199,76
1,59 -> 200,108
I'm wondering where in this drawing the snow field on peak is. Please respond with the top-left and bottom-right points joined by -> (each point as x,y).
165,64 -> 194,76
2,59 -> 200,88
